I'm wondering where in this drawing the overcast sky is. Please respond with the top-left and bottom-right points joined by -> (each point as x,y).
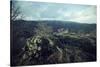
13,1 -> 96,23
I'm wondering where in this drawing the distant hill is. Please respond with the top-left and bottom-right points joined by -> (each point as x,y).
11,20 -> 96,34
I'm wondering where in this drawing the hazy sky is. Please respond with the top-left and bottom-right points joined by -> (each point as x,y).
13,1 -> 96,23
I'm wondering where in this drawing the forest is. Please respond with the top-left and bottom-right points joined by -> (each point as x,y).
11,20 -> 96,66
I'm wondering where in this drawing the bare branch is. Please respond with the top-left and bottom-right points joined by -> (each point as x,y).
34,23 -> 53,37
11,1 -> 24,21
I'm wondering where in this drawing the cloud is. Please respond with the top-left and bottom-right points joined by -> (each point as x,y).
56,5 -> 96,23
70,6 -> 96,23
15,1 -> 96,23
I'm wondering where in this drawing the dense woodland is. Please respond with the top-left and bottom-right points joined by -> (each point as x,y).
11,20 -> 96,66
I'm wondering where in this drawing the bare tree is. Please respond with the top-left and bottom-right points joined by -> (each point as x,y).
34,23 -> 53,37
10,1 -> 24,21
